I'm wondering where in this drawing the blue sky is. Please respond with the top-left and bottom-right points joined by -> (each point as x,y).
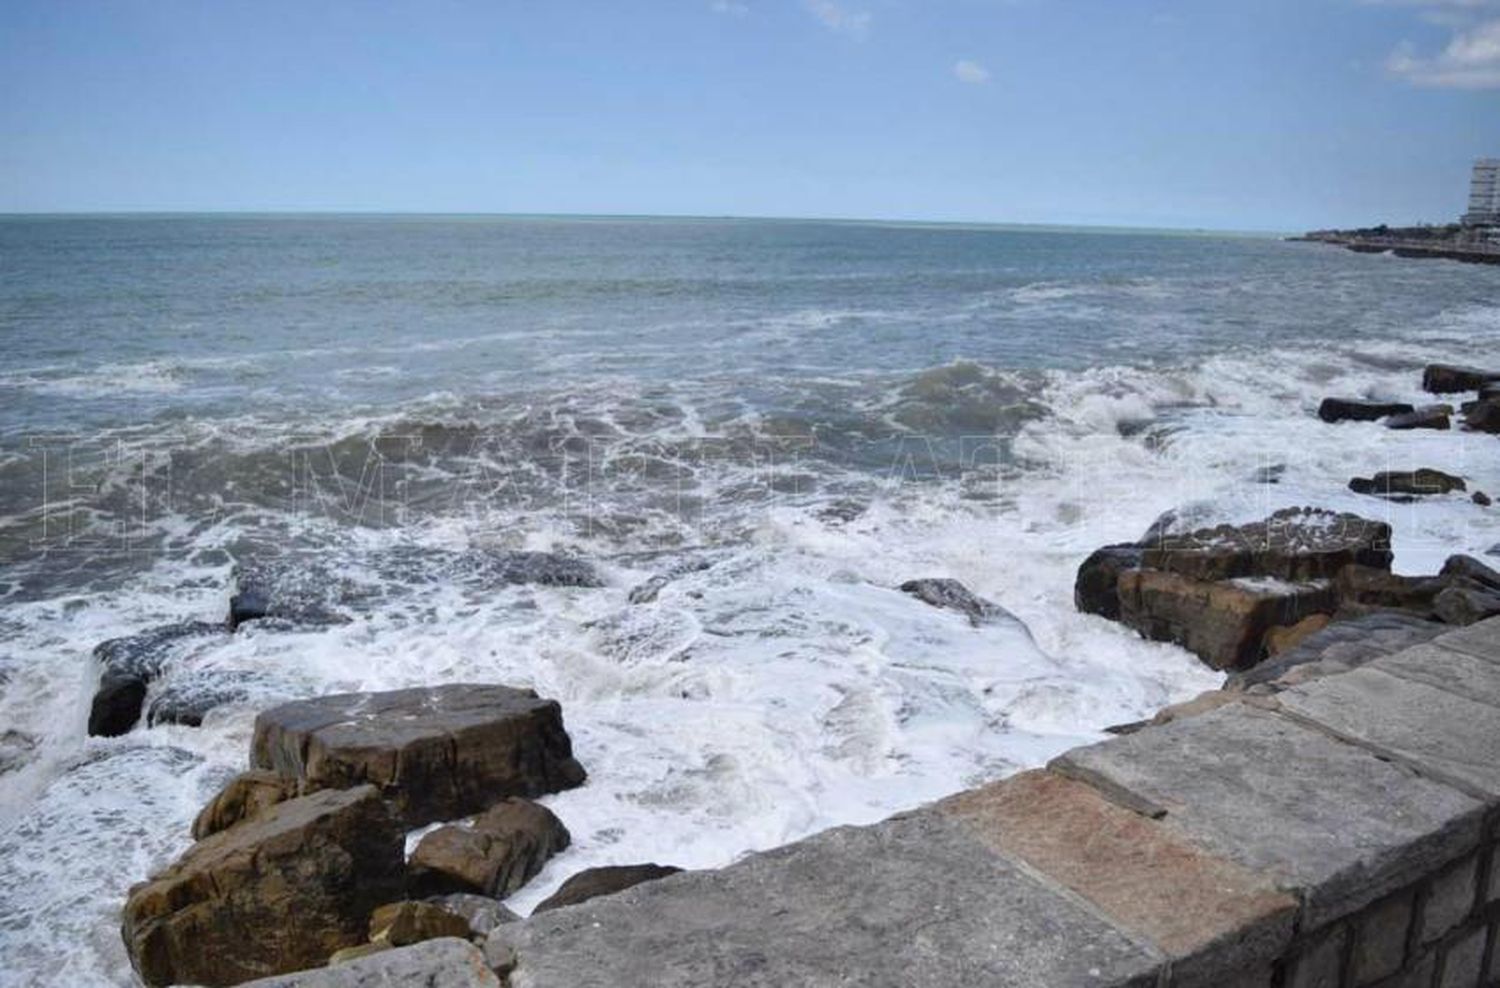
1,1 -> 1496,230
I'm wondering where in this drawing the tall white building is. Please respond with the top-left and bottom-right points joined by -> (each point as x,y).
1463,158 -> 1500,226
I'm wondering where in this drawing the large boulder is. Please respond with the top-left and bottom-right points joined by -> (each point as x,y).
1139,507 -> 1392,583
409,798 -> 571,898
1317,398 -> 1413,423
1385,405 -> 1452,430
88,622 -> 226,737
1073,544 -> 1144,620
898,577 -> 1026,630
1115,569 -> 1338,671
1464,399 -> 1500,433
121,786 -> 406,987
192,769 -> 301,840
1433,583 -> 1500,626
1348,468 -> 1466,500
1334,565 -> 1448,619
1422,363 -> 1500,394
237,938 -> 500,988
531,863 -> 683,914
251,685 -> 586,827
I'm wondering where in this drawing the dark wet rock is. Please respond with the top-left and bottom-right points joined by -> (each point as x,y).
899,578 -> 1025,629
192,769 -> 301,840
121,786 -> 406,987
1348,468 -> 1466,500
1316,398 -> 1414,423
1249,463 -> 1286,484
1385,405 -> 1452,430
1441,554 -> 1500,591
147,669 -> 282,727
252,685 -> 586,827
435,549 -> 601,589
815,498 -> 868,524
532,863 -> 683,914
1475,491 -> 1493,507
424,894 -> 520,938
368,900 -> 473,947
88,622 -> 226,737
1422,363 -> 1500,394
1334,565 -> 1447,618
409,798 -> 571,898
1433,583 -> 1500,626
1463,398 -> 1500,433
1225,611 -> 1442,692
229,558 -> 354,630
0,729 -> 38,775
1139,507 -> 1392,583
1073,544 -> 1144,621
627,575 -> 672,605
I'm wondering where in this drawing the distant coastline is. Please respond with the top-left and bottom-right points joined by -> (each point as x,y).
1291,224 -> 1500,266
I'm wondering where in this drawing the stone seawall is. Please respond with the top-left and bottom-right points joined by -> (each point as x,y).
471,617 -> 1500,987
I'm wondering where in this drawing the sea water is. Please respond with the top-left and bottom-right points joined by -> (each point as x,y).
1,215 -> 1497,986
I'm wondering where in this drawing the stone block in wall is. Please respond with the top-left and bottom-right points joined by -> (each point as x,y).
1286,924 -> 1346,988
1051,705 -> 1486,928
1419,855 -> 1478,946
1436,926 -> 1486,988
1349,890 -> 1413,985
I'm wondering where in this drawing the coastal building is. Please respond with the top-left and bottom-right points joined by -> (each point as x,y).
1462,157 -> 1500,226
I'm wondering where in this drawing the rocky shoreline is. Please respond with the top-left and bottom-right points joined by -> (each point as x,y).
97,362 -> 1500,986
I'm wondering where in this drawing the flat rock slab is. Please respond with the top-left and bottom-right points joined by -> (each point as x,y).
938,771 -> 1295,984
252,685 -> 586,826
1369,642 -> 1500,706
1051,705 -> 1484,928
1278,664 -> 1500,799
487,809 -> 1164,988
122,785 -> 406,987
1431,615 -> 1500,663
239,938 -> 500,987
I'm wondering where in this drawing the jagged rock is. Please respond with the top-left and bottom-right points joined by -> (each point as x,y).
1317,398 -> 1414,423
1116,569 -> 1337,671
1139,507 -> 1392,583
532,863 -> 683,914
1464,399 -> 1500,433
424,894 -> 519,937
1225,611 -> 1443,692
252,685 -> 586,827
409,798 -> 571,897
368,901 -> 473,947
239,938 -> 500,987
1385,406 -> 1452,430
1348,469 -> 1466,500
148,669 -> 282,728
192,769 -> 301,840
1433,584 -> 1500,625
89,622 -> 226,737
1422,363 -> 1500,394
899,578 -> 1025,629
121,786 -> 406,987
1073,544 -> 1144,621
1334,565 -> 1448,618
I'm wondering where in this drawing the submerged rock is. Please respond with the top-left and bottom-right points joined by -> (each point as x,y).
1464,398 -> 1500,433
1385,405 -> 1452,431
88,621 -> 226,737
251,684 -> 587,827
121,786 -> 406,987
192,769 -> 301,840
898,578 -> 1027,630
409,798 -> 572,898
1348,468 -> 1466,500
532,863 -> 683,914
1422,363 -> 1500,394
1316,398 -> 1414,423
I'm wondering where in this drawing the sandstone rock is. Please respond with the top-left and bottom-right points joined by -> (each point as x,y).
193,769 -> 301,839
369,901 -> 473,946
1385,406 -> 1452,430
1348,468 -> 1466,500
121,786 -> 406,987
1139,507 -> 1391,583
1116,569 -> 1337,670
1334,565 -> 1447,618
1422,363 -> 1500,394
1317,398 -> 1414,423
409,798 -> 571,897
88,622 -> 226,737
532,863 -> 683,913
251,685 -> 586,827
1464,398 -> 1500,433
1225,611 -> 1443,692
424,894 -> 520,937
240,938 -> 500,987
899,577 -> 1025,629
1264,613 -> 1331,655
1073,543 -> 1144,620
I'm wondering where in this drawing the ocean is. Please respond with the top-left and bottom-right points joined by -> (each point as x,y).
1,215 -> 1497,985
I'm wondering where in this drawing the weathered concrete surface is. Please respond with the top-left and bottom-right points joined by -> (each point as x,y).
1278,665 -> 1500,799
238,938 -> 500,987
1051,705 -> 1485,927
938,771 -> 1296,983
487,809 -> 1165,988
251,685 -> 586,826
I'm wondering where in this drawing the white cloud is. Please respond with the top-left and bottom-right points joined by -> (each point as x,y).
953,60 -> 991,84
805,0 -> 871,39
1386,16 -> 1500,87
710,0 -> 748,15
